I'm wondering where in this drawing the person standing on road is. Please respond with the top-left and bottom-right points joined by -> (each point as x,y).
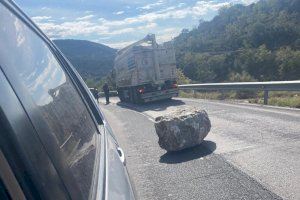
102,82 -> 110,104
94,88 -> 100,103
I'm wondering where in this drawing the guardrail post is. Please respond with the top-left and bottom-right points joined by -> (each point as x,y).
264,90 -> 269,105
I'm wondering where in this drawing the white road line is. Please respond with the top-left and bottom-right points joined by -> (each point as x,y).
115,102 -> 156,123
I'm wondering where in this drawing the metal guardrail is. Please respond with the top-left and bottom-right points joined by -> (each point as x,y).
97,81 -> 300,105
179,80 -> 300,105
98,91 -> 118,97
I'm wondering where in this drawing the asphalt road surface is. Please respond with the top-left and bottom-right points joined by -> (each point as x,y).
99,97 -> 300,200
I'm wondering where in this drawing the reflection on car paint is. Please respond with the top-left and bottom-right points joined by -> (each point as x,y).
0,5 -> 98,198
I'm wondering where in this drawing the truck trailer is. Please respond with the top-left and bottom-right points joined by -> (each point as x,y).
114,34 -> 179,103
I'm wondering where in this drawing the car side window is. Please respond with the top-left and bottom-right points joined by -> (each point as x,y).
0,5 -> 99,199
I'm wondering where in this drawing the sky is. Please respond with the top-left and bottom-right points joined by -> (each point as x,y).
15,0 -> 259,49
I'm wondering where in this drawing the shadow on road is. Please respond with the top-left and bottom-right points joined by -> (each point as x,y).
159,140 -> 216,164
117,98 -> 185,112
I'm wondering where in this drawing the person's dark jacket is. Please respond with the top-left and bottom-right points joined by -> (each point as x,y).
102,84 -> 109,94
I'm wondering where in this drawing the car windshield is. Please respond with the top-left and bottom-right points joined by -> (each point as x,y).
9,0 -> 300,199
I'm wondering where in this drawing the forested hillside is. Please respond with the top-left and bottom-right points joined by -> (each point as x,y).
174,0 -> 300,83
53,39 -> 116,81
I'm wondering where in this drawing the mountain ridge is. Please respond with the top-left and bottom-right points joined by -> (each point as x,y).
53,0 -> 300,85
53,39 -> 117,81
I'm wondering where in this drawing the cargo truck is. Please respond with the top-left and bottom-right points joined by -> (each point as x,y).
114,34 -> 179,103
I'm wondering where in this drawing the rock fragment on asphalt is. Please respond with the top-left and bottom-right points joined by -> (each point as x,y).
154,107 -> 211,151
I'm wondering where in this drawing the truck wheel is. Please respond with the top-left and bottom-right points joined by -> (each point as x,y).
117,89 -> 125,102
124,89 -> 130,102
130,87 -> 141,104
129,88 -> 135,103
133,89 -> 141,104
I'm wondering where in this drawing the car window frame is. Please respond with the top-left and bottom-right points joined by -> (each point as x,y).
0,1 -> 107,199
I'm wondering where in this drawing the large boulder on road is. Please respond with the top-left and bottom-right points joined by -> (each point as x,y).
154,107 -> 211,152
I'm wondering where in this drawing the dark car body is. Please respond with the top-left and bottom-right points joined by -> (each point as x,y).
89,88 -> 100,100
0,0 -> 135,199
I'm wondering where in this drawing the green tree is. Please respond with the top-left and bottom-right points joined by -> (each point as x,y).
176,69 -> 191,84
174,0 -> 300,83
276,47 -> 300,80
